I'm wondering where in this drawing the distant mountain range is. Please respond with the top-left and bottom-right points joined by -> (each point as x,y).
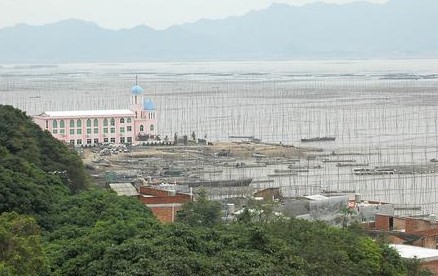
1,0 -> 437,62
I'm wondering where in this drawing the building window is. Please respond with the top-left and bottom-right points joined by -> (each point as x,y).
110,118 -> 115,126
104,138 -> 109,143
77,119 -> 82,127
76,139 -> 82,145
52,129 -> 58,134
87,139 -> 92,145
69,140 -> 74,145
103,128 -> 108,134
52,120 -> 58,128
70,129 -> 74,135
86,119 -> 91,127
127,118 -> 132,123
120,127 -> 125,133
127,126 -> 132,132
77,129 -> 82,135
60,129 -> 65,134
110,138 -> 116,143
94,119 -> 98,127
70,120 -> 75,128
120,118 -> 125,124
60,120 -> 65,128
94,138 -> 99,144
87,129 -> 91,134
103,118 -> 108,126
45,121 -> 48,129
150,124 -> 154,131
110,128 -> 115,134
140,125 -> 144,132
120,137 -> 125,144
94,128 -> 98,134
127,137 -> 132,143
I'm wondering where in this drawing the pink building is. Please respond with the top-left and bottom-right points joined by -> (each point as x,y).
33,84 -> 157,146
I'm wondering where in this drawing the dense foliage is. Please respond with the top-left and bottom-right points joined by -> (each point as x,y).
0,212 -> 47,275
0,105 -> 89,195
0,105 -> 429,275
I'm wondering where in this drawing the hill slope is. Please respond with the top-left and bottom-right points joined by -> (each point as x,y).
0,105 -> 89,217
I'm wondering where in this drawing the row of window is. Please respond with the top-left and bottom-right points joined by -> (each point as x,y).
140,125 -> 154,132
69,137 -> 133,145
49,117 -> 134,129
52,125 -> 154,135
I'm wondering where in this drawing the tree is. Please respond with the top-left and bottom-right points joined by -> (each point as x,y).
0,105 -> 89,193
0,212 -> 48,275
177,189 -> 222,227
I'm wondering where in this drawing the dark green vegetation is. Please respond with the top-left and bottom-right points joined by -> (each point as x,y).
0,105 -> 429,275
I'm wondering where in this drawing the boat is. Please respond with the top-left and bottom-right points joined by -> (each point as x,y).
336,163 -> 369,167
274,169 -> 309,173
300,136 -> 336,143
179,178 -> 253,188
353,168 -> 374,175
322,159 -> 355,163
224,162 -> 267,168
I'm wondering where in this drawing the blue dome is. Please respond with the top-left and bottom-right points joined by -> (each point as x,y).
143,99 -> 156,110
131,85 -> 144,95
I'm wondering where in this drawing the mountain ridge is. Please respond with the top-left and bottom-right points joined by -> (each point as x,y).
1,0 -> 437,62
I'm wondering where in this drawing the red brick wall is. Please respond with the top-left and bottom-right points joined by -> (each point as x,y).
138,194 -> 191,205
139,186 -> 173,197
406,218 -> 431,233
375,215 -> 390,230
137,186 -> 192,223
150,206 -> 182,223
421,260 -> 438,275
387,235 -> 406,245
393,217 -> 406,231
423,236 -> 437,249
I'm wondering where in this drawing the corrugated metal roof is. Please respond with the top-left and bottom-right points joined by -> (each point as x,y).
41,109 -> 135,117
109,183 -> 139,196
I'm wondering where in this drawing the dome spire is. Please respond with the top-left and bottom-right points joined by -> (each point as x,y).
130,75 -> 144,96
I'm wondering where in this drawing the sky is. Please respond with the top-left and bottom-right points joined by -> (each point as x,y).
0,0 -> 389,30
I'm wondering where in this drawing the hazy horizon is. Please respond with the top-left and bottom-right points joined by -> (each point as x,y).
1,0 -> 388,30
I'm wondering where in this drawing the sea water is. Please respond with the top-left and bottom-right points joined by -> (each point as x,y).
2,59 -> 438,214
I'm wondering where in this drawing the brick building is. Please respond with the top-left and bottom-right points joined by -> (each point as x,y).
138,186 -> 192,223
374,214 -> 438,249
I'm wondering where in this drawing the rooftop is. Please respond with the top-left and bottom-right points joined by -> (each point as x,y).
37,109 -> 135,118
390,244 -> 438,261
108,183 -> 139,196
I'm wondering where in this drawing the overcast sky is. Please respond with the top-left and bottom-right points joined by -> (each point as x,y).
0,0 -> 389,30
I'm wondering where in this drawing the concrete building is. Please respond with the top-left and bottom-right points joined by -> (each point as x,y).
33,84 -> 157,146
282,194 -> 349,222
